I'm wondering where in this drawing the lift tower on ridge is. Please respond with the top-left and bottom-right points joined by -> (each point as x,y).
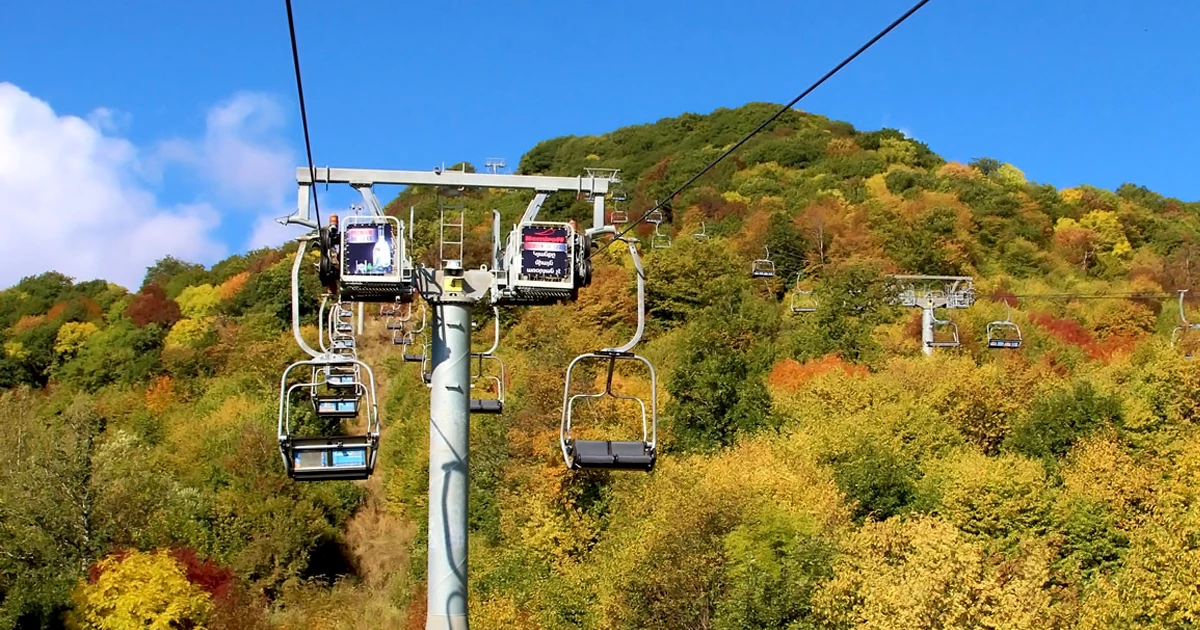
891,275 -> 976,356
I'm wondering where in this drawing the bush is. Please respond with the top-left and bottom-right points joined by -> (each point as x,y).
1005,381 -> 1122,461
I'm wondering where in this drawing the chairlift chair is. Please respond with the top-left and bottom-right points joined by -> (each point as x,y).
561,233 -> 657,472
469,354 -> 506,414
469,307 -> 505,414
651,224 -> 671,250
420,345 -> 433,386
986,303 -> 1022,349
692,221 -> 709,241
751,247 -> 776,278
790,272 -> 817,314
610,210 -> 628,225
279,357 -> 380,481
322,364 -> 360,389
1172,289 -> 1200,359
928,315 -> 961,348
645,209 -> 665,225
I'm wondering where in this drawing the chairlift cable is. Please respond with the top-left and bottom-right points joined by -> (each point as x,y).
587,0 -> 934,260
995,292 -> 1186,301
285,0 -> 323,231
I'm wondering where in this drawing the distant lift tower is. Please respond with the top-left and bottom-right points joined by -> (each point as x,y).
891,275 -> 976,356
484,157 -> 506,174
284,165 -> 618,630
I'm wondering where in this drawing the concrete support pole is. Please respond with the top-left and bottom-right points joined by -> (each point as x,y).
921,302 -> 935,356
426,299 -> 472,630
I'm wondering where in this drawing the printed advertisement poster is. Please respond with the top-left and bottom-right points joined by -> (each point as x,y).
520,225 -> 569,280
342,223 -> 395,276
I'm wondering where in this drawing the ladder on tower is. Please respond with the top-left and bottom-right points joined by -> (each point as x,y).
439,198 -> 465,264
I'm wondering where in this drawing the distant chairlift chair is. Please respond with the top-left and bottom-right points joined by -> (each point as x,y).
1172,289 -> 1200,359
470,307 -> 506,414
651,223 -> 671,250
692,221 -> 709,242
790,271 -> 817,314
561,231 -> 657,472
751,246 -> 776,279
928,308 -> 961,348
986,303 -> 1023,349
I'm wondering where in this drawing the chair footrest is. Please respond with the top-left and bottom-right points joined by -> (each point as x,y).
283,435 -> 375,481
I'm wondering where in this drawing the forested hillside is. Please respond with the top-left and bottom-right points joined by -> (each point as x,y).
5,102 -> 1200,629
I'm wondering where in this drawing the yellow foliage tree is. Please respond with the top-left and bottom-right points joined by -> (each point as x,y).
54,321 -> 101,357
176,284 -> 221,318
164,318 -> 214,350
993,163 -> 1027,188
1056,211 -> 1131,258
67,549 -> 213,630
877,138 -> 916,165
918,449 -> 1051,540
814,516 -> 1072,629
1077,504 -> 1200,628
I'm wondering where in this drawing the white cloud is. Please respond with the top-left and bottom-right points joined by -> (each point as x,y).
0,84 -> 305,291
155,91 -> 296,251
0,82 -> 228,290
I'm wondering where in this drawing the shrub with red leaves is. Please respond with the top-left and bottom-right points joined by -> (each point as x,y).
124,284 -> 181,328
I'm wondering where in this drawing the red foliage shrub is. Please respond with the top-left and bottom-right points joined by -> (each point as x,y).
125,284 -> 181,328
1030,312 -> 1134,362
169,546 -> 268,630
248,251 -> 284,274
768,355 -> 867,391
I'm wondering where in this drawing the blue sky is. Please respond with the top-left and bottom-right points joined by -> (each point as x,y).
1,0 -> 1197,287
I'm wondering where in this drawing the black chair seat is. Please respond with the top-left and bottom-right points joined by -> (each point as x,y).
403,354 -> 424,363
988,339 -> 1021,349
470,399 -> 503,414
569,439 -> 655,471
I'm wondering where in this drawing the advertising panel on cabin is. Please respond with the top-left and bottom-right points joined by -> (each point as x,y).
342,222 -> 395,276
519,225 -> 570,281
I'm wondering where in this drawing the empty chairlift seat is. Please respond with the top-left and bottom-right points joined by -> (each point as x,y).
569,439 -> 656,471
986,322 -> 1022,349
279,358 -> 380,481
469,352 -> 505,414
986,303 -> 1022,349
751,247 -> 776,278
286,435 -> 377,481
561,351 -> 658,472
928,317 -> 960,348
314,395 -> 360,418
